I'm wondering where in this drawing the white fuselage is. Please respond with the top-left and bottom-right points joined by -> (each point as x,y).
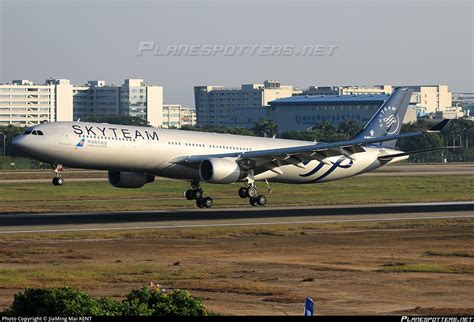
13,122 -> 407,184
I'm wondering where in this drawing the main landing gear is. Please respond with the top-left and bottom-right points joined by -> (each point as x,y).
184,181 -> 213,208
51,164 -> 64,186
238,184 -> 267,207
184,176 -> 269,209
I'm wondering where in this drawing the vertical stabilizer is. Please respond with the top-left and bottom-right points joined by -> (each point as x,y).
352,88 -> 413,148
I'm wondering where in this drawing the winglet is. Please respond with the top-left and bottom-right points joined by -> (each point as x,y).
426,119 -> 450,133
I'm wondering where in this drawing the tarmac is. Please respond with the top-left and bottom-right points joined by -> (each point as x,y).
1,201 -> 472,234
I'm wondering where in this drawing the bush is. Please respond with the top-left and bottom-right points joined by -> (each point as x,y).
122,287 -> 208,316
4,287 -> 105,316
2,286 -> 209,317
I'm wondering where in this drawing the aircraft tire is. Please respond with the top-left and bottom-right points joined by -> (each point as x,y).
249,197 -> 258,207
204,197 -> 213,208
256,195 -> 266,206
238,187 -> 248,198
196,197 -> 206,208
185,189 -> 195,200
247,187 -> 257,198
194,189 -> 203,199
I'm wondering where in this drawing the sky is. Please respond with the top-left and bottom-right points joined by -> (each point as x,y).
1,0 -> 472,107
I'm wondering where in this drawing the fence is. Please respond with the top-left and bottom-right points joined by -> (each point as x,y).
0,158 -> 49,170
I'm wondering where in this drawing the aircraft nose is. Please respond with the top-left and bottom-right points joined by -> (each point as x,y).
12,135 -> 27,151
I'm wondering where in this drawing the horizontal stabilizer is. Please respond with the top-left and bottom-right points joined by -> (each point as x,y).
378,146 -> 459,161
426,119 -> 450,133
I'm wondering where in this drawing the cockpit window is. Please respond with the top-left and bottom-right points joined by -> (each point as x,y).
23,130 -> 32,135
32,131 -> 37,135
37,131 -> 44,136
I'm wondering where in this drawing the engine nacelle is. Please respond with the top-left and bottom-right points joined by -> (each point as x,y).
108,171 -> 155,188
199,158 -> 244,184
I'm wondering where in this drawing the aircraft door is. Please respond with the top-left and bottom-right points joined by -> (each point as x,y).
58,125 -> 71,146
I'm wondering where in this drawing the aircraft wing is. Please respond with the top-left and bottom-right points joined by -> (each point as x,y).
170,120 -> 448,172
170,131 -> 423,169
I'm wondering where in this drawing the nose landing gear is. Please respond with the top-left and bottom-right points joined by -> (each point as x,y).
51,164 -> 64,186
52,176 -> 64,186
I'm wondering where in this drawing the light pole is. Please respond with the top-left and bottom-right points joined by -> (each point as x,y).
0,132 -> 5,157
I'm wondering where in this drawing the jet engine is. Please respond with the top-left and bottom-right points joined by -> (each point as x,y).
199,158 -> 245,184
108,171 -> 155,188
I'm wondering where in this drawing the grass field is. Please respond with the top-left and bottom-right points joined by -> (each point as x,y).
0,218 -> 473,315
0,175 -> 473,213
0,171 -> 473,315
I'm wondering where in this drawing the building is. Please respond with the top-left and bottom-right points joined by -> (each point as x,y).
1,78 -> 172,128
194,80 -> 293,127
267,94 -> 390,132
453,92 -> 474,114
73,81 -> 120,120
453,92 -> 474,119
453,92 -> 474,107
302,85 -> 393,96
72,79 -> 164,127
0,79 -> 73,127
193,83 -> 451,131
402,85 -> 452,114
434,107 -> 464,120
302,85 -> 452,114
162,104 -> 196,128
119,79 -> 163,127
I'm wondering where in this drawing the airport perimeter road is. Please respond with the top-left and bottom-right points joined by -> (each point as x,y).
0,201 -> 473,234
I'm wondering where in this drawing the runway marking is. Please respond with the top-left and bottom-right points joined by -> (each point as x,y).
0,214 -> 473,235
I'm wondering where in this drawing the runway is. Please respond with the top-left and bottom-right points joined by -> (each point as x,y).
0,201 -> 473,234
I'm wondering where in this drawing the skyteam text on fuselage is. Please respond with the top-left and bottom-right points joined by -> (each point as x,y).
13,88 -> 450,208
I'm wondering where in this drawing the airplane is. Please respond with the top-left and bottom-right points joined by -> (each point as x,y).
12,88 -> 450,208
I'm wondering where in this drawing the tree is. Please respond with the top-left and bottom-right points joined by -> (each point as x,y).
312,120 -> 334,133
397,119 -> 444,152
3,287 -> 106,316
337,120 -> 362,139
2,286 -> 209,317
442,119 -> 474,147
253,119 -> 278,137
181,125 -> 254,136
0,125 -> 27,157
122,287 -> 207,316
280,130 -> 315,141
82,115 -> 150,127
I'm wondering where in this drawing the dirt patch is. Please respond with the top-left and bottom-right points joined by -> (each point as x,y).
0,219 -> 472,315
393,307 -> 474,316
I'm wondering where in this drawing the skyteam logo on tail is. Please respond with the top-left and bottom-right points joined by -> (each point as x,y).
378,105 -> 400,135
75,138 -> 86,148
